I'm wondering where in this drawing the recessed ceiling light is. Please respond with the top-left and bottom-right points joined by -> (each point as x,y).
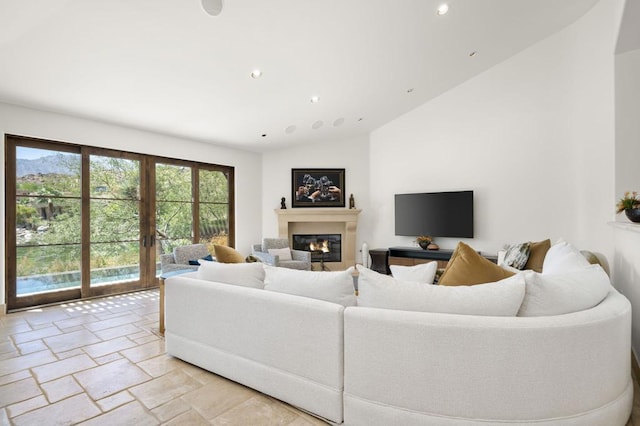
333,118 -> 345,127
406,88 -> 414,93
285,125 -> 297,134
202,0 -> 224,16
250,69 -> 262,79
469,51 -> 477,57
312,120 -> 324,129
436,4 -> 449,15
261,133 -> 267,138
310,96 -> 320,103
357,117 -> 364,122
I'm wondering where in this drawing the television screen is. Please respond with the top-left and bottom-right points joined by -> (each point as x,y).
394,190 -> 474,238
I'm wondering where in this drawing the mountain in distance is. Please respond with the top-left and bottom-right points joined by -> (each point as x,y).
17,153 -> 78,177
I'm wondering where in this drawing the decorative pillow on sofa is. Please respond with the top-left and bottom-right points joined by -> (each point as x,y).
524,239 -> 551,272
267,247 -> 292,261
502,242 -> 531,270
213,245 -> 246,264
356,265 -> 525,316
542,240 -> 590,274
439,242 -> 514,286
263,265 -> 356,307
518,264 -> 611,316
188,254 -> 214,265
389,261 -> 437,284
196,261 -> 265,289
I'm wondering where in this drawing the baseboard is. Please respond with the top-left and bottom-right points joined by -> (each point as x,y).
0,303 -> 6,316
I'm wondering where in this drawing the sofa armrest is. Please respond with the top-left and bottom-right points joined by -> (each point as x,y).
251,251 -> 278,266
291,249 -> 311,262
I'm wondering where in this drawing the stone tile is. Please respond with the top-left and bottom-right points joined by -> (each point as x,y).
165,409 -> 209,426
133,334 -> 159,345
210,395 -> 299,425
95,390 -> 135,412
12,393 -> 101,426
56,347 -> 86,360
0,340 -> 15,355
6,395 -> 48,418
127,330 -> 154,341
74,358 -> 151,400
0,377 -> 41,408
17,339 -> 47,355
79,400 -> 159,426
93,323 -> 141,341
94,352 -> 123,365
43,329 -> 101,353
54,314 -> 100,330
0,369 -> 31,387
41,376 -> 83,403
12,326 -> 62,345
59,325 -> 86,333
0,350 -> 57,377
83,336 -> 137,359
23,309 -> 71,326
137,354 -> 181,378
150,398 -> 190,422
32,354 -> 97,384
0,350 -> 19,362
84,313 -> 143,332
129,369 -> 202,409
121,339 -> 164,363
180,377 -> 256,420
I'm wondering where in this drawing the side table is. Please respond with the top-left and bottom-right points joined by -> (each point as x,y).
159,269 -> 194,336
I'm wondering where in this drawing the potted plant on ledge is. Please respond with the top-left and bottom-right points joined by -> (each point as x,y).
616,191 -> 640,223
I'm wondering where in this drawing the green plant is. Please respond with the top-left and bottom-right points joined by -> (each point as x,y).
616,191 -> 640,214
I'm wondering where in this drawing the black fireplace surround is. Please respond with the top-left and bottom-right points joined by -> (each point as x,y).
292,234 -> 341,262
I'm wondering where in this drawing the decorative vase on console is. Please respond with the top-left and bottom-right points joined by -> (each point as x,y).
616,191 -> 640,223
416,236 -> 432,250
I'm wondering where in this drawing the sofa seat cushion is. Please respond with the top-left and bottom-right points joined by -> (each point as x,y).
518,264 -> 611,316
197,261 -> 265,289
356,265 -> 525,316
264,265 -> 356,306
439,242 -> 514,286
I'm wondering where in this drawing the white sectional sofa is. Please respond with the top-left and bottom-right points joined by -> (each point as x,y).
164,242 -> 633,425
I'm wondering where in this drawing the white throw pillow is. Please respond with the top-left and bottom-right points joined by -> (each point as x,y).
389,262 -> 437,284
263,265 -> 356,307
542,240 -> 589,274
356,265 -> 525,316
267,247 -> 292,261
518,264 -> 611,316
196,260 -> 265,289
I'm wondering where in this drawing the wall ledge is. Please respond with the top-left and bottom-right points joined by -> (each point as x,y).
609,221 -> 640,233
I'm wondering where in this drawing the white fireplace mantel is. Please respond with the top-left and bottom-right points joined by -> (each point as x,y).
275,208 -> 361,270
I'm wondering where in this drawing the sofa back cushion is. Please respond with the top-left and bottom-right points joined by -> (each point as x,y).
356,265 -> 525,316
518,264 -> 611,316
264,265 -> 356,307
439,242 -> 514,286
197,261 -> 265,289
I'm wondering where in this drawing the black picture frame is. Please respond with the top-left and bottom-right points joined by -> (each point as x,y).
292,168 -> 345,208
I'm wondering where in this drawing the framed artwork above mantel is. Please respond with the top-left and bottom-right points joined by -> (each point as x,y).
291,168 -> 345,208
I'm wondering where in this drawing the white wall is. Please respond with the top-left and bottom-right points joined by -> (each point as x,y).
0,102 -> 262,310
261,135 -> 371,264
368,0 -> 618,258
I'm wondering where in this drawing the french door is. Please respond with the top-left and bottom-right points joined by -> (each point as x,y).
5,135 -> 233,311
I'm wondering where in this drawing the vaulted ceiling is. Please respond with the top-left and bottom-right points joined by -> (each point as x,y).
0,0 -> 601,151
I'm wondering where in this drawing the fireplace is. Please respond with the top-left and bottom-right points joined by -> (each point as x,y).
292,234 -> 342,263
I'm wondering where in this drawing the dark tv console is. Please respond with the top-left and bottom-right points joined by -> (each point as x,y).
369,246 -> 498,275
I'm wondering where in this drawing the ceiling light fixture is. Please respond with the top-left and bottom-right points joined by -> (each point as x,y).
312,120 -> 324,129
201,0 -> 224,16
407,88 -> 414,93
310,96 -> 320,103
250,69 -> 262,79
436,4 -> 449,15
469,51 -> 477,57
285,125 -> 297,134
333,118 -> 345,127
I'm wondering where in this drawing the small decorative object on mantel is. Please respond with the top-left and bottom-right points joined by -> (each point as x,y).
416,235 -> 433,250
427,242 -> 440,250
280,197 -> 287,209
349,193 -> 355,209
615,191 -> 640,223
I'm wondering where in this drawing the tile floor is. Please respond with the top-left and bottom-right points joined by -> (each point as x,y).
0,289 -> 638,425
0,290 -> 328,425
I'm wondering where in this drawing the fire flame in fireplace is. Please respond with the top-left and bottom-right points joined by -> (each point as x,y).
309,240 -> 330,253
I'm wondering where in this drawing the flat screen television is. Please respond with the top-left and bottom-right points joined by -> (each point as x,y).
394,190 -> 474,238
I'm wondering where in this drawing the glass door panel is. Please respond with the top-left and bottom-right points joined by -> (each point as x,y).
155,163 -> 193,273
88,155 -> 142,288
15,147 -> 82,298
198,169 -> 229,248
